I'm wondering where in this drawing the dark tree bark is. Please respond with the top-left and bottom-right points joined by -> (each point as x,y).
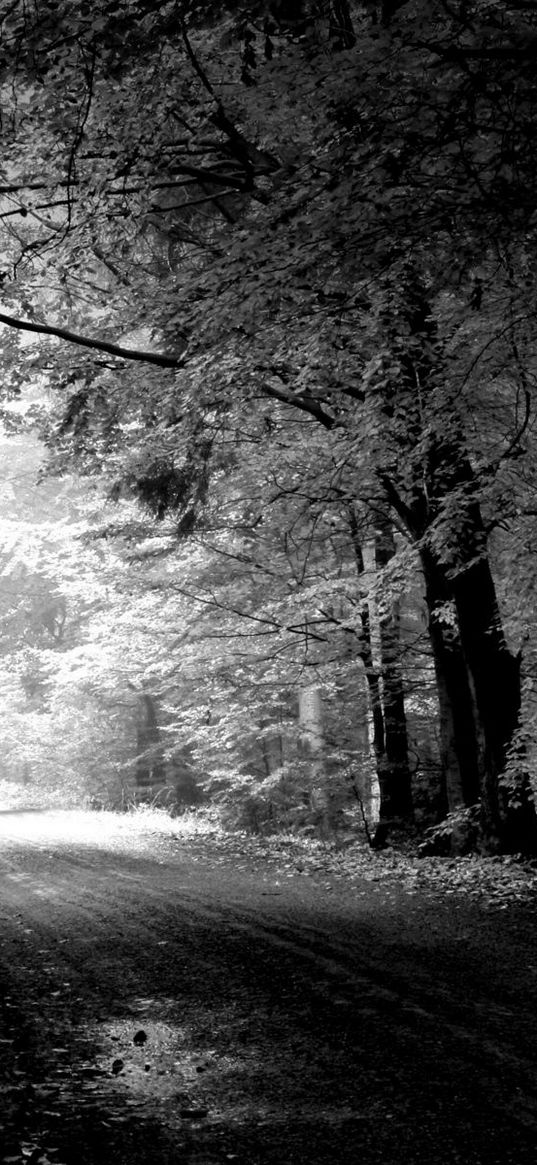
379,267 -> 537,853
450,553 -> 536,851
420,515 -> 537,853
420,546 -> 481,813
329,1 -> 356,48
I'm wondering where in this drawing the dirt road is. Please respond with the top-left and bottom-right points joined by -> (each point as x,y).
1,810 -> 537,1164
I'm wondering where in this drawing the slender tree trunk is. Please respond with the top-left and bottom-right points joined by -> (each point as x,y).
359,613 -> 390,819
136,693 -> 165,788
355,660 -> 379,823
349,511 -> 413,830
259,717 -> 284,777
375,520 -> 414,822
298,684 -> 326,816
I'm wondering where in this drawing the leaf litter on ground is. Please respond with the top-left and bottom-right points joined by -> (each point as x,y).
156,817 -> 537,911
4,806 -> 537,912
86,806 -> 537,910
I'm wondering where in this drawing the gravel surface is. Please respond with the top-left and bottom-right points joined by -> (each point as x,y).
1,810 -> 537,1164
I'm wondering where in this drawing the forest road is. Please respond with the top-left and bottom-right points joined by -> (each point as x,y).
1,812 -> 537,1165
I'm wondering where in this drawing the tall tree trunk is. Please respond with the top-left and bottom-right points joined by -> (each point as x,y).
450,554 -> 537,851
259,711 -> 284,778
298,683 -> 325,808
355,660 -> 379,823
349,511 -> 413,830
136,693 -> 165,788
378,266 -> 537,853
420,547 -> 480,813
421,538 -> 537,853
374,520 -> 414,823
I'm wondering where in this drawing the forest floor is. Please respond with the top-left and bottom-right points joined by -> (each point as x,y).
1,810 -> 537,1165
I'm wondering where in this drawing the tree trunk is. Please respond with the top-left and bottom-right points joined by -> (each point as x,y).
421,542 -> 537,853
375,520 -> 414,823
417,453 -> 537,848
420,547 -> 480,813
136,693 -> 165,789
329,1 -> 356,48
259,717 -> 284,778
377,266 -> 537,852
349,512 -> 413,832
451,555 -> 537,852
298,684 -> 326,817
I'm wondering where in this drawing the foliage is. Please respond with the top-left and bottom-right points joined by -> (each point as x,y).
1,2 -> 537,847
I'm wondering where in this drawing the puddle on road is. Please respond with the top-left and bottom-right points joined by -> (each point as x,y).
70,996 -> 241,1125
1,992 -> 244,1163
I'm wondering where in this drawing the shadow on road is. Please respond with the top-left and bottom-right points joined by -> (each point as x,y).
1,813 -> 537,1163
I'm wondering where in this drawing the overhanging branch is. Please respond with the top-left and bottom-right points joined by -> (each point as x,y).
261,381 -> 335,428
0,311 -> 183,368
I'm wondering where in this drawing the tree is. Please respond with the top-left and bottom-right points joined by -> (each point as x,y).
1,2 -> 537,848
361,264 -> 535,849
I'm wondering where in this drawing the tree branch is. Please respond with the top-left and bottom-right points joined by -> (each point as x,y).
0,311 -> 183,368
260,381 -> 335,428
181,21 -> 216,97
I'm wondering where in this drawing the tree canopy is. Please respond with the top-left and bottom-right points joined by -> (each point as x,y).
1,1 -> 537,852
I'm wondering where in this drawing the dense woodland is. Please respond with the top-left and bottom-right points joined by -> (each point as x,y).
0,0 -> 537,853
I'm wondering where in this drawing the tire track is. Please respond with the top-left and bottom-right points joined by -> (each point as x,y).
2,814 -> 537,1161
